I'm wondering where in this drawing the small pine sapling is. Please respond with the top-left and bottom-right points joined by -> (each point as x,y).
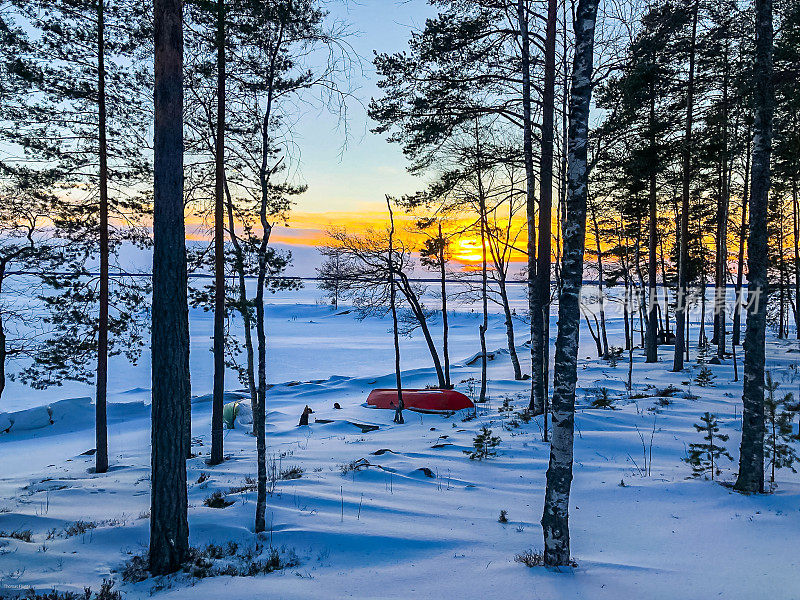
683,412 -> 732,479
498,510 -> 508,523
605,346 -> 622,368
589,386 -> 615,409
465,426 -> 501,460
499,396 -> 514,413
694,365 -> 716,387
764,371 -> 800,487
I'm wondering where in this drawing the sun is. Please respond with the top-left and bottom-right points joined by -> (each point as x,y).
453,237 -> 484,263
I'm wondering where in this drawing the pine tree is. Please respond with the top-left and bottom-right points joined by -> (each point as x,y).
0,170 -> 60,399
694,365 -> 717,387
673,0 -> 700,373
149,0 -> 189,576
3,0 -> 152,474
764,371 -> 800,487
736,0 -> 774,494
684,412 -> 733,479
773,0 -> 800,341
316,243 -> 351,310
417,219 -> 454,387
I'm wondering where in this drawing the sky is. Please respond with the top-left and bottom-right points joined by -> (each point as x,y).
266,0 -> 436,246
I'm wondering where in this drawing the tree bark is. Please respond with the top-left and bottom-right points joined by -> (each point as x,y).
733,132 -> 751,347
209,0 -> 226,466
476,120 -> 488,405
396,272 -> 447,388
672,0 -> 699,372
645,85 -> 659,363
95,0 -> 110,475
590,204 -> 609,357
714,49 -> 730,358
150,0 -> 189,575
735,0 -> 773,495
659,232 -> 670,337
793,174 -> 799,339
499,278 -> 523,380
223,180 -> 257,433
541,0 -> 599,566
530,0 -> 557,416
519,0 -> 538,413
254,21 -> 285,533
439,223 -> 451,387
388,199 -> 404,424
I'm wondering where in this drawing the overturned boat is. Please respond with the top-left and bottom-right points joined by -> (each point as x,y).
366,388 -> 474,413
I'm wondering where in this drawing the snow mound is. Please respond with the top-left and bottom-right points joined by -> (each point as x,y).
0,397 -> 94,434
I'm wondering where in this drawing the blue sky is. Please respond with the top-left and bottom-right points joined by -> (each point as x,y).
285,0 -> 435,216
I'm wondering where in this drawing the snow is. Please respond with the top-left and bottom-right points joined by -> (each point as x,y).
1,284 -> 799,599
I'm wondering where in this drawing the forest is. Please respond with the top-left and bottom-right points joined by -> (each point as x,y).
0,0 -> 798,598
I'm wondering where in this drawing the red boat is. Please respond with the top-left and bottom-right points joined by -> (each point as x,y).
366,388 -> 474,413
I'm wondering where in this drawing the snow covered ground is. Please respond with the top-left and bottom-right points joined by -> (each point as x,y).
1,285 -> 799,599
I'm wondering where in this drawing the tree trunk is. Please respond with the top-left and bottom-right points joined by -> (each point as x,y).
779,202 -> 787,339
531,0 -> 557,416
0,316 -> 4,401
733,131 -> 751,347
0,266 -> 6,401
388,199 -> 404,424
254,223 -> 269,532
209,0 -> 226,466
590,204 -> 609,356
500,278 -> 523,380
519,0 -> 538,413
150,0 -> 189,575
397,272 -> 447,388
541,0 -> 599,566
793,174 -> 799,339
714,53 -> 730,358
223,180 -> 257,433
254,23 -> 284,532
659,232 -> 670,337
735,0 -> 773,495
439,223 -> 451,387
645,86 -> 658,363
475,121 -> 488,405
95,0 -> 110,475
673,0 -> 699,372
635,215 -> 649,351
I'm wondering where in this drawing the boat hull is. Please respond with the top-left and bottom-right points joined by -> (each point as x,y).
366,388 -> 474,412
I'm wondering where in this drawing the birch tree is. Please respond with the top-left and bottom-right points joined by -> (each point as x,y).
541,0 -> 600,566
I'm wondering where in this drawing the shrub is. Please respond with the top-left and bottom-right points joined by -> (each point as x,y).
63,521 -> 97,538
498,510 -> 508,523
279,466 -> 303,480
514,549 -> 576,568
122,544 -> 300,583
0,529 -> 33,542
203,491 -> 234,509
23,580 -> 121,600
514,549 -> 544,567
